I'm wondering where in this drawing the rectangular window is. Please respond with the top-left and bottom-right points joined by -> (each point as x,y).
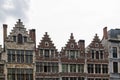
113,62 -> 118,73
51,50 -> 54,57
96,51 -> 99,59
25,50 -> 33,63
78,64 -> 84,73
70,77 -> 77,80
0,64 -> 4,74
24,36 -> 27,42
70,50 -> 75,59
88,64 -> 94,73
36,62 -> 43,72
52,63 -> 58,72
16,50 -> 24,63
100,50 -> 103,59
95,78 -> 101,80
13,36 -> 16,42
95,64 -> 101,73
62,64 -> 68,72
88,78 -> 94,80
40,49 -> 43,57
78,77 -> 84,80
44,49 -> 49,58
91,50 -> 94,59
113,47 -> 117,58
70,64 -> 76,72
62,77 -> 68,80
7,50 -> 15,62
102,64 -> 108,73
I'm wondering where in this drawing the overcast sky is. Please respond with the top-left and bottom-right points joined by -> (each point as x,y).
0,0 -> 120,50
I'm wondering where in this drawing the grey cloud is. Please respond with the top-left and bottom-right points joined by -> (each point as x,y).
0,0 -> 30,23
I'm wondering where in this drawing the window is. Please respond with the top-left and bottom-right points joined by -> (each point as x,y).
25,50 -> 33,63
70,77 -> 76,80
24,36 -> 27,42
36,62 -> 43,72
44,63 -> 50,72
78,64 -> 84,73
44,49 -> 49,58
113,47 -> 117,58
103,79 -> 108,80
52,63 -> 58,72
78,77 -> 84,80
95,78 -> 101,80
18,34 -> 23,44
51,50 -> 54,57
96,51 -> 99,59
16,50 -> 24,63
0,64 -> 4,74
8,68 -> 33,80
95,64 -> 101,73
70,50 -> 75,59
88,64 -> 94,73
13,36 -> 16,42
102,64 -> 108,73
70,64 -> 76,72
91,50 -> 94,59
40,49 -> 43,57
100,50 -> 103,59
88,78 -> 94,80
113,62 -> 118,73
7,50 -> 15,62
62,77 -> 68,80
62,64 -> 68,72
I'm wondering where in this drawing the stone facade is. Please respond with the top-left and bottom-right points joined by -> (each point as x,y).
102,27 -> 120,80
1,19 -> 36,80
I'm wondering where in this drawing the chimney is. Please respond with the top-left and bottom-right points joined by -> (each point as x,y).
3,24 -> 7,42
78,40 -> 85,51
3,24 -> 7,51
103,27 -> 108,39
29,29 -> 36,42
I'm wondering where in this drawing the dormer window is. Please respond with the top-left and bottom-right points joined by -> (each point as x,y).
24,36 -> 27,42
13,36 -> 16,42
18,34 -> 23,44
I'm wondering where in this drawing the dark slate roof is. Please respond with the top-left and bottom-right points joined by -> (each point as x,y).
109,29 -> 120,38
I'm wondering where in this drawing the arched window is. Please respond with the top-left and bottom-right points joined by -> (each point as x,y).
18,34 -> 23,44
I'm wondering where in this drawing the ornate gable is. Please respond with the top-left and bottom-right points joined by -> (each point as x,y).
36,32 -> 58,61
64,33 -> 79,50
89,34 -> 103,48
87,34 -> 108,61
38,32 -> 56,49
6,19 -> 34,43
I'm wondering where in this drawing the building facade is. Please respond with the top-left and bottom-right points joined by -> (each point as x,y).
1,19 -> 120,80
1,19 -> 36,80
86,34 -> 109,80
35,32 -> 59,80
60,33 -> 85,80
102,27 -> 120,80
0,45 -> 5,80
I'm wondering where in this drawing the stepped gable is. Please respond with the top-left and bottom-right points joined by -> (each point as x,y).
38,32 -> 56,49
6,19 -> 34,42
63,33 -> 79,50
89,34 -> 104,48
